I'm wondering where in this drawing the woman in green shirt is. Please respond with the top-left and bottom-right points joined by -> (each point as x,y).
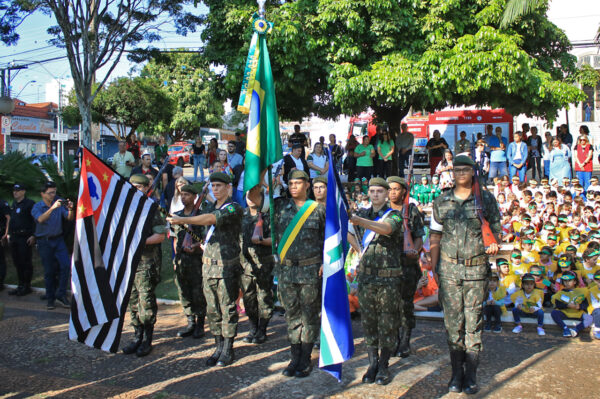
377,128 -> 395,178
355,135 -> 375,180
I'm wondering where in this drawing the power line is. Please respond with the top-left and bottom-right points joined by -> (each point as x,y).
0,45 -> 56,60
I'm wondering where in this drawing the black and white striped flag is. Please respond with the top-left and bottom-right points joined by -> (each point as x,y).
69,148 -> 157,352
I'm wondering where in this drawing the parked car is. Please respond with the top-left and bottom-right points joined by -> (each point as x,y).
168,142 -> 192,167
30,153 -> 59,167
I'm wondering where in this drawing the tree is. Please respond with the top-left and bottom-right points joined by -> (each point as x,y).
13,0 -> 202,148
141,51 -> 224,141
201,1 -> 585,129
0,0 -> 35,45
500,0 -> 546,28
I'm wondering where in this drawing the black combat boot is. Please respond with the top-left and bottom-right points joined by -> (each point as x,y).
394,327 -> 404,356
448,349 -> 465,393
282,343 -> 302,377
193,315 -> 205,339
243,317 -> 258,343
253,318 -> 269,344
375,347 -> 392,385
463,351 -> 479,395
136,324 -> 154,357
361,346 -> 379,384
206,335 -> 224,367
177,316 -> 195,338
294,342 -> 314,378
122,326 -> 143,355
216,337 -> 235,366
398,328 -> 412,358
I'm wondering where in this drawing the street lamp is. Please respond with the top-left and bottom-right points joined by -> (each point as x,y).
15,79 -> 37,98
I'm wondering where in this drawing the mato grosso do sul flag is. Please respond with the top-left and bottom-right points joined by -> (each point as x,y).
238,13 -> 283,191
69,148 -> 158,352
320,150 -> 355,381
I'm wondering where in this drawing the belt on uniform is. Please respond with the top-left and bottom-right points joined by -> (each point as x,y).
440,253 -> 487,266
281,255 -> 322,267
362,267 -> 403,278
35,234 -> 62,241
202,256 -> 240,267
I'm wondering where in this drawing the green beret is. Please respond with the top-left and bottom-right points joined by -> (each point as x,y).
130,174 -> 150,185
180,184 -> 197,194
209,172 -> 231,184
453,155 -> 475,167
313,176 -> 327,185
369,177 -> 389,190
387,176 -> 407,189
288,170 -> 309,181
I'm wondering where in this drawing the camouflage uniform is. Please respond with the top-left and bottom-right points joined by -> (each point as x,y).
399,202 -> 426,331
355,205 -> 404,350
430,189 -> 501,353
201,198 -> 243,339
239,208 -> 275,339
128,207 -> 166,327
173,209 -> 206,320
272,197 -> 326,344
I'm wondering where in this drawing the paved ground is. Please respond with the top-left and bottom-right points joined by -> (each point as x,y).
1,292 -> 599,399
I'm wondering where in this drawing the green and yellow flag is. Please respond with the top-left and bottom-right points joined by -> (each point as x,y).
238,14 -> 283,192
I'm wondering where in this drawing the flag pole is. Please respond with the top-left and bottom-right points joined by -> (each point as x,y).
267,164 -> 277,256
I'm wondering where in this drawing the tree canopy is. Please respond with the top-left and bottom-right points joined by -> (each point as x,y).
141,51 -> 224,141
201,0 -> 586,127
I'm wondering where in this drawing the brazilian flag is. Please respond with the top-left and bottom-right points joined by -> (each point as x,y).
238,14 -> 283,192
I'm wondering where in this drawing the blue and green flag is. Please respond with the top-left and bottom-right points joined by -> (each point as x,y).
238,14 -> 283,192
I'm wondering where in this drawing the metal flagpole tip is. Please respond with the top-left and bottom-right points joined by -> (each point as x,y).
257,0 -> 266,17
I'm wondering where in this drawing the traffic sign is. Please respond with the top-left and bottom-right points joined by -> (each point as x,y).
1,116 -> 11,136
51,132 -> 69,141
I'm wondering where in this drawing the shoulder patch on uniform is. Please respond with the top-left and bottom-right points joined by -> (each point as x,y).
391,214 -> 402,222
226,204 -> 235,213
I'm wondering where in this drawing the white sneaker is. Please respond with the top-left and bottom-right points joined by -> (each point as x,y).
537,327 -> 546,336
512,325 -> 523,334
569,328 -> 578,337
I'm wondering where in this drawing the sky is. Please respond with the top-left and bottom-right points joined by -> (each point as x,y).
1,1 -> 599,106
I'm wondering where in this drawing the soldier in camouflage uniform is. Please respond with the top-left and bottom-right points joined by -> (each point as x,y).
239,193 -> 275,344
172,185 -> 207,339
313,176 -> 327,205
387,176 -> 425,358
122,174 -> 166,357
168,172 -> 242,367
248,169 -> 326,378
351,177 -> 404,385
429,155 -> 501,395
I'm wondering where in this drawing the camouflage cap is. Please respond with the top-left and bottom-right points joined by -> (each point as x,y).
369,177 -> 389,190
180,184 -> 197,194
313,176 -> 327,185
387,176 -> 407,189
453,155 -> 475,167
130,174 -> 150,185
209,172 -> 231,184
288,169 -> 310,181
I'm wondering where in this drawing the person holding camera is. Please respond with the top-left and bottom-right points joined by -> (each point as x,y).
31,181 -> 74,310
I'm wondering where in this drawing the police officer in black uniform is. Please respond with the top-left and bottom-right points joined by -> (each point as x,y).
7,184 -> 36,296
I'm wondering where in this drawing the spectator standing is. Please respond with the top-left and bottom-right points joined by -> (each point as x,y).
307,142 -> 328,179
131,153 -> 159,181
435,150 -> 455,190
426,130 -> 448,176
474,140 -> 490,181
559,124 -> 573,149
283,144 -> 309,185
112,141 -> 136,178
377,129 -> 395,178
154,136 -> 169,164
574,134 -> 593,191
507,132 -> 528,182
192,137 -> 206,182
31,181 -> 74,310
328,134 -> 344,172
7,184 -> 35,296
527,127 -> 543,180
234,132 -> 246,156
355,135 -> 375,181
454,131 -> 471,155
396,123 -> 414,178
488,127 -> 508,182
126,133 -> 141,165
164,167 -> 185,212
521,123 -> 530,139
227,141 -> 244,170
345,135 -> 359,182
542,131 -> 553,178
483,124 -> 494,157
584,102 -> 592,122
288,124 -> 308,158
0,197 -> 9,291
207,138 -> 219,168
549,137 -> 571,185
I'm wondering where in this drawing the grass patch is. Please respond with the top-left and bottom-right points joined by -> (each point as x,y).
3,241 -> 179,301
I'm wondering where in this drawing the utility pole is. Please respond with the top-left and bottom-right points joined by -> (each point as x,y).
57,81 -> 64,170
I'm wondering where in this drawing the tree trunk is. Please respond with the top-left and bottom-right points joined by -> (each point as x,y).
78,98 -> 93,149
